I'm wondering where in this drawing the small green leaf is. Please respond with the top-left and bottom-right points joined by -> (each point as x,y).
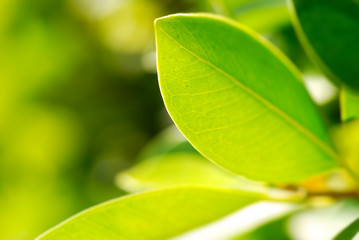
340,88 -> 359,122
333,218 -> 359,240
155,13 -> 337,182
232,214 -> 291,240
213,0 -> 290,33
36,186 -> 260,240
288,0 -> 359,90
233,0 -> 290,33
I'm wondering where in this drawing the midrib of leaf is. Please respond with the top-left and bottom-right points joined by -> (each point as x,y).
158,27 -> 337,160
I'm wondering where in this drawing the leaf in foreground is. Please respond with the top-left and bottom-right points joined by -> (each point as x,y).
37,186 -> 260,240
155,13 -> 337,182
288,0 -> 359,90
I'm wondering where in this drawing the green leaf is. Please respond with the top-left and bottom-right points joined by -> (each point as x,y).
117,126 -> 264,192
232,214 -> 291,240
340,88 -> 359,122
333,218 -> 359,240
36,186 -> 260,240
228,201 -> 303,240
233,0 -> 290,33
334,120 -> 359,179
210,0 -> 290,33
116,152 -> 258,192
155,13 -> 337,182
288,0 -> 359,90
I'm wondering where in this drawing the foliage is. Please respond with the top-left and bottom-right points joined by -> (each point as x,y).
155,13 -> 336,182
3,0 -> 359,239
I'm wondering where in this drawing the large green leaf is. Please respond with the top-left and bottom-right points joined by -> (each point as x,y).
155,13 -> 337,182
340,88 -> 359,122
36,186 -> 260,240
288,0 -> 359,90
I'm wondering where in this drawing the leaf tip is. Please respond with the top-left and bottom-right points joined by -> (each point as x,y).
154,14 -> 177,29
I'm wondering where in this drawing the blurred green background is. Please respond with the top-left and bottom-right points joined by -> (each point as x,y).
0,0 -> 212,239
0,0 -> 338,239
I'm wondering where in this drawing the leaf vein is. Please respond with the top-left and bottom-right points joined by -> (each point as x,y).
159,27 -> 337,160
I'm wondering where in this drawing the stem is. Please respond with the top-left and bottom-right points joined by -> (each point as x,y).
272,184 -> 359,201
307,190 -> 359,199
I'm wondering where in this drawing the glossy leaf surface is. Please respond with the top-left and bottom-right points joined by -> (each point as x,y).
37,186 -> 259,240
155,14 -> 337,182
288,0 -> 359,90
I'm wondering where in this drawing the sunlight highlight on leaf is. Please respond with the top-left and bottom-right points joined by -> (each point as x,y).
155,13 -> 337,182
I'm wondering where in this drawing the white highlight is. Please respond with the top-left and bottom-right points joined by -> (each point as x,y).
289,202 -> 359,240
173,201 -> 297,240
303,74 -> 337,105
73,0 -> 124,19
